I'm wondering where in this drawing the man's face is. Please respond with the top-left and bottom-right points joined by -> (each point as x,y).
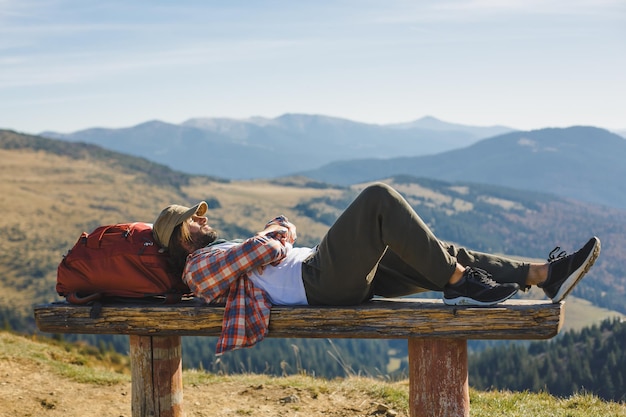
188,215 -> 218,249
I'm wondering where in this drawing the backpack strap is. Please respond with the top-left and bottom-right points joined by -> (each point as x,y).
66,292 -> 103,305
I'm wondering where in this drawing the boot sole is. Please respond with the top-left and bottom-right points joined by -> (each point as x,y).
443,289 -> 518,306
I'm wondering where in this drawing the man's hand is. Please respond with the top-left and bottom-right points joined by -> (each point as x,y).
282,220 -> 297,244
254,224 -> 291,275
263,216 -> 297,244
257,224 -> 288,242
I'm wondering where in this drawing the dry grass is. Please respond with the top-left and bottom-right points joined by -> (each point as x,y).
1,331 -> 625,417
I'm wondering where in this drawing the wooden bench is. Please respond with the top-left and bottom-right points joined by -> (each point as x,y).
34,298 -> 564,417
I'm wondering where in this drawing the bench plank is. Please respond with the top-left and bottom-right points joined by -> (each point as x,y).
34,298 -> 563,340
34,298 -> 565,417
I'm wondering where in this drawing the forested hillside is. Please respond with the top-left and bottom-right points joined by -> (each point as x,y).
470,318 -> 626,402
292,175 -> 626,315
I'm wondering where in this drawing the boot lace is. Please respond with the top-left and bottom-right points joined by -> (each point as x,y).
467,267 -> 498,288
547,246 -> 567,262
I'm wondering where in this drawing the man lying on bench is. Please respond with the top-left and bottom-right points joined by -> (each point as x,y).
152,182 -> 600,354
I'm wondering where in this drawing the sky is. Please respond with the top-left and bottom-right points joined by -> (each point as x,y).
1,0 -> 624,134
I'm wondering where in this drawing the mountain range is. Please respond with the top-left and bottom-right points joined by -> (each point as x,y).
301,126 -> 626,209
39,116 -> 626,210
40,114 -> 513,179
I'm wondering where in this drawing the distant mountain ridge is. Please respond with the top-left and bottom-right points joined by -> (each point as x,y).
40,114 -> 514,179
386,115 -> 511,136
301,126 -> 626,209
38,117 -> 626,210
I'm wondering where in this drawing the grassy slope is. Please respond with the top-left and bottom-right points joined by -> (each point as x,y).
0,147 -> 190,314
1,331 -> 624,417
561,296 -> 625,332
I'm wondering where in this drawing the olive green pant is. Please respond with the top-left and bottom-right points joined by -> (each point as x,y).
301,183 -> 529,305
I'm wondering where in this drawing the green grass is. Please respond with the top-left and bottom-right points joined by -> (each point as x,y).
471,390 -> 626,416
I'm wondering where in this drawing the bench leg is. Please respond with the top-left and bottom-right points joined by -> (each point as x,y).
129,335 -> 184,417
408,338 -> 469,417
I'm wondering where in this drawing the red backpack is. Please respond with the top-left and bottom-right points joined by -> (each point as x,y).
56,222 -> 190,304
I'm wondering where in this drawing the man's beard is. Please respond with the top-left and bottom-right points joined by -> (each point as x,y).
194,229 -> 219,249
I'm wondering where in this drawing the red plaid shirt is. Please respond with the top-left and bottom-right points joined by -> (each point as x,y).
183,216 -> 291,355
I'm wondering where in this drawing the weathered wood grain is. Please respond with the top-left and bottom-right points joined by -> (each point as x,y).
409,338 -> 469,417
130,335 -> 183,417
34,298 -> 563,340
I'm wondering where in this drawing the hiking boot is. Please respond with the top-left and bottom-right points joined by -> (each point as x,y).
443,267 -> 519,306
540,237 -> 601,303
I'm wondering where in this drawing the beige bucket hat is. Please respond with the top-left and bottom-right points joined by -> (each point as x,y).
153,201 -> 208,248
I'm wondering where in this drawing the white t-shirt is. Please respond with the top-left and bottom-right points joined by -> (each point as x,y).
212,241 -> 312,305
